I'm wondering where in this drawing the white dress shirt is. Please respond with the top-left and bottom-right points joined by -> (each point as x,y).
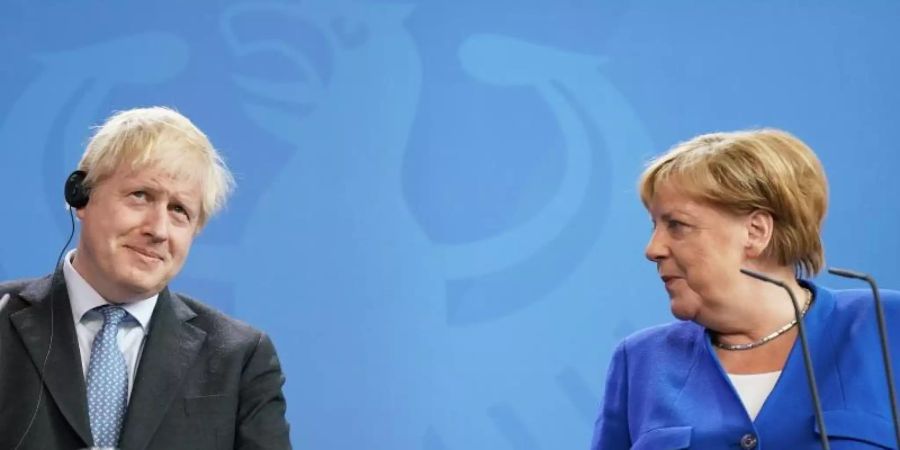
728,370 -> 782,421
63,249 -> 157,399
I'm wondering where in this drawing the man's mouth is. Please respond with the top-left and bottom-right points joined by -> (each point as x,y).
125,245 -> 164,261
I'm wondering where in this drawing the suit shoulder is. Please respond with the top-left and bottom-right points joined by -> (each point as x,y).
622,320 -> 702,349
174,293 -> 266,343
827,286 -> 900,316
0,277 -> 46,312
0,277 -> 40,297
617,320 -> 703,364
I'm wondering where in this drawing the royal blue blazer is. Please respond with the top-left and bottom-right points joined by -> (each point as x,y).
592,281 -> 900,449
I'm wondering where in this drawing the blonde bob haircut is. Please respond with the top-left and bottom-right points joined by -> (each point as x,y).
639,129 -> 828,278
77,106 -> 235,228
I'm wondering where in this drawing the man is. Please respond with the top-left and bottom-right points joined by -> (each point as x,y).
0,107 -> 291,449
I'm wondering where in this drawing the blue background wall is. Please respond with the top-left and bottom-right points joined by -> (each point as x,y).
2,1 -> 899,448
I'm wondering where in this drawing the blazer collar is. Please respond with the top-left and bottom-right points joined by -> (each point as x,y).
799,279 -> 837,340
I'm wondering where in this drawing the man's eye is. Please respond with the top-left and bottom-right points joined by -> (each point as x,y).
171,205 -> 191,220
131,191 -> 147,200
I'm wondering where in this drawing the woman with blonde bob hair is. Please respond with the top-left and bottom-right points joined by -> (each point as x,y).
591,129 -> 900,449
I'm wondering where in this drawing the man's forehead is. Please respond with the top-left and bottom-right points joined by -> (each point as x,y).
116,165 -> 202,199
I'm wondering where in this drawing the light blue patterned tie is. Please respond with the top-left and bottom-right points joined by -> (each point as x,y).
86,305 -> 129,447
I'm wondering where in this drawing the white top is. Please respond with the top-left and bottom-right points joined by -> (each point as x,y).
63,249 -> 158,399
727,371 -> 781,421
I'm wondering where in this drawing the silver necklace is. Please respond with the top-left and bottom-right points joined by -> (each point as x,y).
713,288 -> 813,351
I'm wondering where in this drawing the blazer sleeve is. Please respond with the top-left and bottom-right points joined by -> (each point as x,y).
236,332 -> 292,450
591,340 -> 630,449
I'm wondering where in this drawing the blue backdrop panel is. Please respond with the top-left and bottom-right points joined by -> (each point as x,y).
1,1 -> 899,448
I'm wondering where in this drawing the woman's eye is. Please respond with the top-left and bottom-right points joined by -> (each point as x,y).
667,220 -> 687,231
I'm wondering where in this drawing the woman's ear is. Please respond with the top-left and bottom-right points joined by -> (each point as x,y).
745,210 -> 774,258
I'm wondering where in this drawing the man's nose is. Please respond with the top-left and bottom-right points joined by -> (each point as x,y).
142,204 -> 170,241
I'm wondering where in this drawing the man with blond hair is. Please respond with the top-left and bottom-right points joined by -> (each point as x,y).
0,107 -> 291,449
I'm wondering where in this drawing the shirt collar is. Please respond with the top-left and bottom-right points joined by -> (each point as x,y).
63,249 -> 158,331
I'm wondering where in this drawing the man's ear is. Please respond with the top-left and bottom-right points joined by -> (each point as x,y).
74,205 -> 87,221
745,209 -> 774,258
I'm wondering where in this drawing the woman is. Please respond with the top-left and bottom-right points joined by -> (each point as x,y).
592,129 -> 900,449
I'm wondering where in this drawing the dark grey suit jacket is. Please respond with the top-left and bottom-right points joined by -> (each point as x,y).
0,271 -> 292,450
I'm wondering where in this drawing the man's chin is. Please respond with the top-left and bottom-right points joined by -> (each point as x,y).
115,278 -> 167,302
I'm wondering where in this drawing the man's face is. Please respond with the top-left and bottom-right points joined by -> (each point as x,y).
73,164 -> 202,303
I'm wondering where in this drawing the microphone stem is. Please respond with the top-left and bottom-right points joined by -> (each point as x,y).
868,276 -> 900,447
790,288 -> 830,450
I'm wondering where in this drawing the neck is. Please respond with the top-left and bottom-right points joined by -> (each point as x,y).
705,264 -> 813,374
711,266 -> 808,345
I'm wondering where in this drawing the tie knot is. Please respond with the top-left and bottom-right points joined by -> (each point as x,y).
96,305 -> 128,326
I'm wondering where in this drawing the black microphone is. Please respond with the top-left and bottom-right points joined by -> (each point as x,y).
827,267 -> 900,448
740,268 -> 830,450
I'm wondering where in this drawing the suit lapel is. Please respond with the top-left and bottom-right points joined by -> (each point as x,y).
119,288 -> 206,450
10,272 -> 92,446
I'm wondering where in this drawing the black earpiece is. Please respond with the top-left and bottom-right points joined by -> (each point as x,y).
64,170 -> 90,209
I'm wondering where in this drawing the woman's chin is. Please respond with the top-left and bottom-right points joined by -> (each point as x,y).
669,298 -> 699,321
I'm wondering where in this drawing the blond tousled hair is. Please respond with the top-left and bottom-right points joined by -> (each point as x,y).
77,106 -> 235,227
639,129 -> 828,277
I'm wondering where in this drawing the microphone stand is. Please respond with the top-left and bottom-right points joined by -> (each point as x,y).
740,268 -> 830,450
828,267 -> 900,448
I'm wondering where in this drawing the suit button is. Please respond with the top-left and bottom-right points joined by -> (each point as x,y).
740,433 -> 758,449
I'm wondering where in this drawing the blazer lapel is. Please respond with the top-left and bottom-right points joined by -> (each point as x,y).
674,327 -> 753,427
10,272 -> 92,446
119,288 -> 206,450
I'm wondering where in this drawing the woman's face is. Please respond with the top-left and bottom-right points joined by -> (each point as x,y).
645,182 -> 753,321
